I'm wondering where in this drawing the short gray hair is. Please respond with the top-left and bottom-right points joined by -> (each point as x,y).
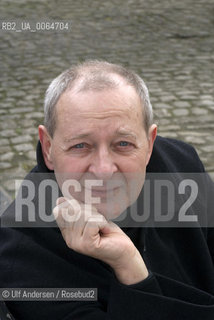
44,60 -> 153,137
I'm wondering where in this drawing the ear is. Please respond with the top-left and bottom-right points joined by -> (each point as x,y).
146,124 -> 157,166
38,125 -> 54,170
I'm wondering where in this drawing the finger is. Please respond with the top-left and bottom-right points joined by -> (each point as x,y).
60,204 -> 88,249
64,205 -> 103,246
54,197 -> 79,219
99,220 -> 122,234
82,211 -> 108,240
56,197 -> 66,206
53,198 -> 76,230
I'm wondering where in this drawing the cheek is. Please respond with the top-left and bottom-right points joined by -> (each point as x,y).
53,154 -> 88,173
136,149 -> 150,169
54,156 -> 93,198
120,153 -> 148,172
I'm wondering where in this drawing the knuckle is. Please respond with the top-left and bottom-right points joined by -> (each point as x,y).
63,233 -> 72,249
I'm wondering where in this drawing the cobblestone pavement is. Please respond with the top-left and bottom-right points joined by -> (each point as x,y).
0,0 -> 214,197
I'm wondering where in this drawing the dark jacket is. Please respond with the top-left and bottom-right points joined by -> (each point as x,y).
0,136 -> 214,319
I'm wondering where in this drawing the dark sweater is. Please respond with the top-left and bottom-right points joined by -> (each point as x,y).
0,136 -> 214,319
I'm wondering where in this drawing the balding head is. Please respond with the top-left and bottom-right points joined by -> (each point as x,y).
44,60 -> 153,137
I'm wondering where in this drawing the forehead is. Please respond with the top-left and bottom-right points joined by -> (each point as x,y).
56,83 -> 142,120
53,85 -> 146,140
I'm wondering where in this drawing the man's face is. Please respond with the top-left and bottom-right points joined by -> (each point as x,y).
40,83 -> 156,219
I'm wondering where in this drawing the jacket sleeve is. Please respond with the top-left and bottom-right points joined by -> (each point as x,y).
107,272 -> 214,320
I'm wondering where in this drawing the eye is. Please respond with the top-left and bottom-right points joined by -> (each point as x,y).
118,141 -> 130,147
72,143 -> 86,149
115,141 -> 135,151
69,142 -> 91,153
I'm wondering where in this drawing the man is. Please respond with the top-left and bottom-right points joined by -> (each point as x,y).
0,60 -> 214,319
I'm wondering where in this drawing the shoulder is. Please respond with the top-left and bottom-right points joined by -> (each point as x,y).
147,135 -> 205,173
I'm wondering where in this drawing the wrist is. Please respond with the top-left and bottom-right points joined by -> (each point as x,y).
112,249 -> 149,285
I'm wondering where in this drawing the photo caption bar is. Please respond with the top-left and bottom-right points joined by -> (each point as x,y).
0,288 -> 97,301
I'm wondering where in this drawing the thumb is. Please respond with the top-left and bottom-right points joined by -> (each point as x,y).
99,220 -> 121,235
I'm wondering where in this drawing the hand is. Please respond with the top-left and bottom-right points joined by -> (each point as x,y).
53,197 -> 149,285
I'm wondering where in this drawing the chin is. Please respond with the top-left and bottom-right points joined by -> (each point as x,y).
94,201 -> 129,221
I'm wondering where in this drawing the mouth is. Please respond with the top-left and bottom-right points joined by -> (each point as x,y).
84,186 -> 122,198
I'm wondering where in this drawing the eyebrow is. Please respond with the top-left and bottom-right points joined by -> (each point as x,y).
64,134 -> 91,143
64,130 -> 137,143
115,130 -> 137,141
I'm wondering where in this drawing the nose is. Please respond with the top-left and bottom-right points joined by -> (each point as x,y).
88,146 -> 118,179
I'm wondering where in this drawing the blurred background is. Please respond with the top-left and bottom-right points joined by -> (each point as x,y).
0,0 -> 214,205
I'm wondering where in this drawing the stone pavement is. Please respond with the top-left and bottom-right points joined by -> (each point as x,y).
0,0 -> 214,198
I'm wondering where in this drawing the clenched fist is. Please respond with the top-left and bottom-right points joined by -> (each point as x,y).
53,197 -> 148,285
